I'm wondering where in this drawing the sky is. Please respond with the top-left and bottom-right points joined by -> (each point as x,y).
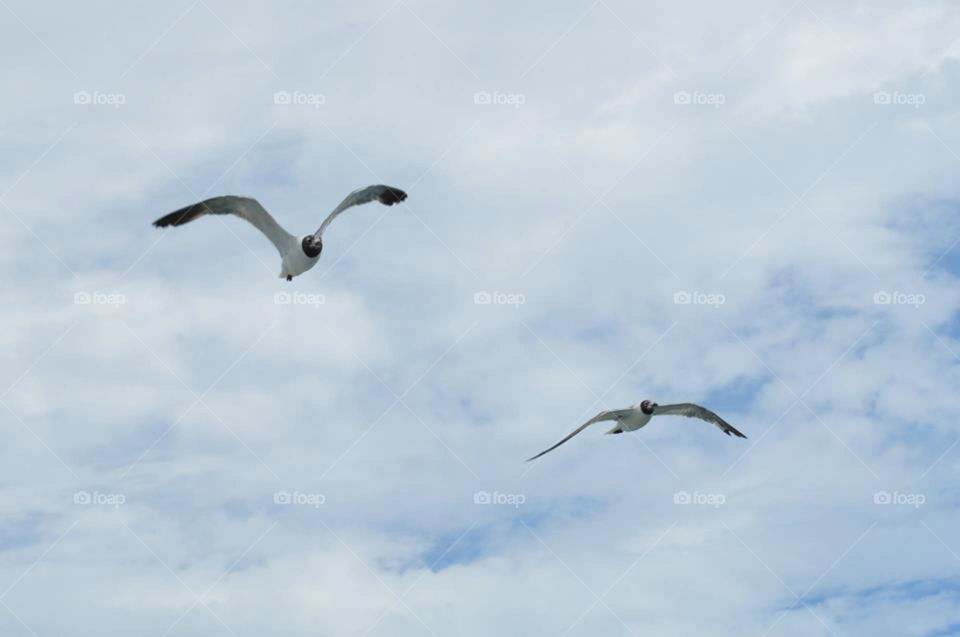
2,0 -> 960,635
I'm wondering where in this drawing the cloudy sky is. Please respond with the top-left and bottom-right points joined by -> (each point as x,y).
2,0 -> 960,634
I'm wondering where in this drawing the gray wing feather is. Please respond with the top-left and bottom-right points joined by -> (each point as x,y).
314,185 -> 407,238
153,196 -> 295,257
526,409 -> 634,461
653,403 -> 746,438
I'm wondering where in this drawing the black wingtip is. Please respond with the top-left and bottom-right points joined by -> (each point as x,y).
378,187 -> 408,206
151,199 -> 221,228
152,206 -> 196,228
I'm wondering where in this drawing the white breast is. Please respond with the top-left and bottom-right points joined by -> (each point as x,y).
620,411 -> 652,432
279,237 -> 321,279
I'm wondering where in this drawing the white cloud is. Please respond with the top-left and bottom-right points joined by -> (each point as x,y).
2,0 -> 960,634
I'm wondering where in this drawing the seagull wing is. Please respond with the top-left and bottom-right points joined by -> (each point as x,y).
652,403 -> 746,438
526,409 -> 635,461
153,196 -> 296,257
314,185 -> 407,238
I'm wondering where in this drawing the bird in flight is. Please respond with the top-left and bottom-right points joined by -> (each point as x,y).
152,184 -> 408,280
527,400 -> 745,461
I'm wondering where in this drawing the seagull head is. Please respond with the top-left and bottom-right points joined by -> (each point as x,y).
639,400 -> 657,415
301,235 -> 323,258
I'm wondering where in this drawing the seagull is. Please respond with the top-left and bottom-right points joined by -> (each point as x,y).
152,184 -> 408,280
527,400 -> 745,461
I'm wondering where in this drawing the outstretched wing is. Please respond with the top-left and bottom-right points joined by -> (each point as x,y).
653,403 -> 746,438
526,409 -> 635,461
314,185 -> 407,238
153,196 -> 296,257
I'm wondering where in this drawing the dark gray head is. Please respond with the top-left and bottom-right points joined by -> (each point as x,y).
639,400 -> 657,415
301,235 -> 322,258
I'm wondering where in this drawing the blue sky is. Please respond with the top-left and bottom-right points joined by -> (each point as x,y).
2,0 -> 960,634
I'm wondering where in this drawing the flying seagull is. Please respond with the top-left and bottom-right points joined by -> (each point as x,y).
152,184 -> 408,280
527,400 -> 745,461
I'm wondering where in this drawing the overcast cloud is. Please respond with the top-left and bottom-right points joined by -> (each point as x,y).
2,0 -> 960,635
